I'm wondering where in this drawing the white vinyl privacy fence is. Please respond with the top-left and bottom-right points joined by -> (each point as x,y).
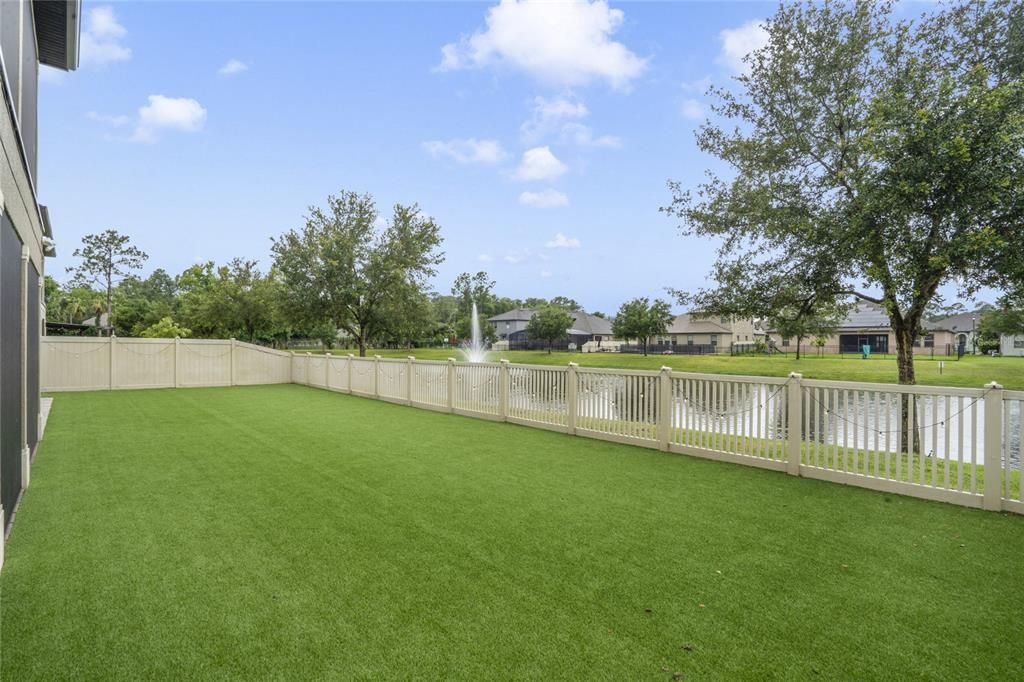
41,336 -> 291,391
41,338 -> 1022,515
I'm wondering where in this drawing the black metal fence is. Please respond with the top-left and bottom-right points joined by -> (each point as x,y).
619,343 -> 724,355
507,339 -> 574,352
770,343 -> 958,358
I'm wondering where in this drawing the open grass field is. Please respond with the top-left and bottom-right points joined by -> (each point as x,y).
3,385 -> 1023,679
299,348 -> 1024,390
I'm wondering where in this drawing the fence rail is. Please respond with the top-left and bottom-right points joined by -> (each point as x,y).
40,337 -> 1022,515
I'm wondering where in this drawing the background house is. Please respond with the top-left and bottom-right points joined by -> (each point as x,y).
766,300 -> 970,355
656,314 -> 759,352
489,309 -> 614,350
1000,334 -> 1024,357
1,0 -> 80,556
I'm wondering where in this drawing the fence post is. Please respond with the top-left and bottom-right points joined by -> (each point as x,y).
305,352 -> 312,386
567,363 -> 578,434
324,353 -> 332,390
109,334 -> 117,390
447,358 -> 456,413
373,355 -> 381,399
786,372 -> 803,475
173,336 -> 181,388
498,359 -> 510,421
658,366 -> 672,451
983,382 -> 1004,511
230,338 -> 237,386
407,356 -> 415,405
346,354 -> 354,393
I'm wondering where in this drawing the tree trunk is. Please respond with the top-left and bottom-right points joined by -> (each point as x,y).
796,334 -> 803,360
642,338 -> 648,357
893,319 -> 921,456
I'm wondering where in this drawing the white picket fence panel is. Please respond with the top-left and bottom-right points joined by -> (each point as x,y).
41,340 -> 1023,515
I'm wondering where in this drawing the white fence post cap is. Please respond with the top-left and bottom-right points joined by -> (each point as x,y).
984,381 -> 1003,389
788,372 -> 803,379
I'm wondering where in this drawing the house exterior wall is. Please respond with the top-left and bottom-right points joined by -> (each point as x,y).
1,0 -> 71,561
1001,334 -> 1024,357
492,318 -> 531,339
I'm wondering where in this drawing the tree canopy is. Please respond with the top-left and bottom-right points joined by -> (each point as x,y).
271,190 -> 444,356
526,306 -> 573,353
612,298 -> 673,356
663,0 -> 1024,384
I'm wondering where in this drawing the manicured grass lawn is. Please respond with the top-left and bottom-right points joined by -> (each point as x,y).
3,385 -> 1023,679
308,348 -> 1024,390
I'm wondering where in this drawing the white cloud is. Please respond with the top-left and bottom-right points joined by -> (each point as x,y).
80,6 -> 131,66
521,95 -> 620,148
545,232 -> 581,249
437,0 -> 647,89
515,146 -> 567,181
478,254 -> 494,262
423,138 -> 506,165
718,20 -> 768,74
87,111 -> 131,127
519,189 -> 569,208
133,95 -> 207,143
503,250 -> 530,264
560,122 -> 622,148
540,270 -> 552,278
218,59 -> 249,76
680,98 -> 704,121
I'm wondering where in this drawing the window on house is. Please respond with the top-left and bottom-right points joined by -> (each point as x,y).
687,335 -> 694,346
782,337 -> 790,347
711,334 -> 719,346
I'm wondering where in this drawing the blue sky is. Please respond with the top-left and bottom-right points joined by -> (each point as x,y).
40,1 -> 974,315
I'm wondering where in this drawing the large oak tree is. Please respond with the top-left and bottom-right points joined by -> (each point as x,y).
664,0 -> 1024,385
272,190 -> 444,356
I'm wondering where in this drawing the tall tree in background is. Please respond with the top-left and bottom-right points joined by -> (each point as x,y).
206,259 -> 280,342
612,297 -> 673,356
663,0 -> 1024,385
526,305 -> 572,353
67,229 -> 148,335
272,190 -> 444,356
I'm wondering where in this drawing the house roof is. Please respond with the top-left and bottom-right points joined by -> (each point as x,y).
490,308 -> 613,336
488,308 -> 535,322
667,314 -> 732,335
929,311 -> 981,333
570,311 -> 612,335
34,1 -> 81,71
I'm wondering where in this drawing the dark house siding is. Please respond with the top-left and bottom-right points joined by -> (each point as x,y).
1,214 -> 24,531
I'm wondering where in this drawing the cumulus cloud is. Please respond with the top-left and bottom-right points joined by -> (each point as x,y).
718,20 -> 768,74
478,254 -> 494,262
503,251 -> 529,264
423,138 -> 507,164
133,95 -> 208,143
80,6 -> 131,66
218,59 -> 249,76
437,0 -> 647,89
515,146 -> 567,181
545,232 -> 581,249
519,189 -> 569,208
521,95 -> 620,148
680,98 -> 705,120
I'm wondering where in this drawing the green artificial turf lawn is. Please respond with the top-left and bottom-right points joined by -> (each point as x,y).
304,348 -> 1024,391
3,385 -> 1023,680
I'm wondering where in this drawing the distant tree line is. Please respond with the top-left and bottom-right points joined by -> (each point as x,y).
47,189 -> 606,353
